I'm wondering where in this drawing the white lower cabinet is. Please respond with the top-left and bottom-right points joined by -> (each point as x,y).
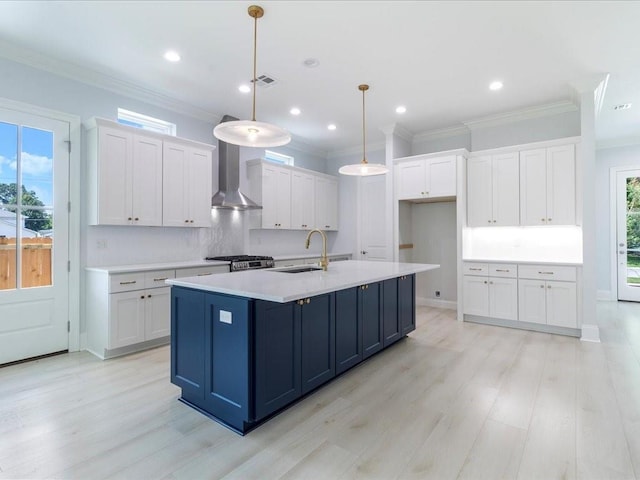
464,261 -> 578,332
518,266 -> 577,328
463,263 -> 517,320
86,263 -> 228,359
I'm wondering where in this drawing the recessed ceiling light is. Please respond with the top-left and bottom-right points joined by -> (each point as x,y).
290,107 -> 301,115
396,106 -> 407,114
303,58 -> 320,68
238,84 -> 251,93
614,103 -> 632,110
327,124 -> 337,131
164,50 -> 181,62
489,81 -> 503,91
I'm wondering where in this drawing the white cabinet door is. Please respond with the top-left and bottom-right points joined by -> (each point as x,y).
315,176 -> 338,230
97,126 -> 132,225
492,152 -> 519,226
467,156 -> 492,227
131,135 -> 163,226
144,286 -> 171,340
546,144 -> 575,225
520,148 -> 548,226
396,160 -> 427,200
291,170 -> 315,229
489,277 -> 518,320
546,280 -> 577,328
162,142 -> 188,226
109,290 -> 145,349
518,279 -> 547,324
262,164 -> 291,229
187,147 -> 213,227
463,276 -> 489,316
428,156 -> 456,197
163,142 -> 212,227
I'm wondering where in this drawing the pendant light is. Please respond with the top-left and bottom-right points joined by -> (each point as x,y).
213,5 -> 291,147
339,84 -> 388,176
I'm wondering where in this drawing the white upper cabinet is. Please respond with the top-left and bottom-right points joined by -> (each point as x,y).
315,176 -> 338,231
162,141 -> 212,227
87,118 -> 214,227
520,144 -> 575,226
396,155 -> 456,201
248,160 -> 338,231
291,170 -> 315,230
467,152 -> 519,227
89,125 -> 163,226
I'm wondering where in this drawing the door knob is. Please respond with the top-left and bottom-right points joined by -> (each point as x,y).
620,251 -> 626,255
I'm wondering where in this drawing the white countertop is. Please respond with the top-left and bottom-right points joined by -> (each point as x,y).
272,252 -> 352,262
166,260 -> 439,303
463,258 -> 583,266
86,259 -> 229,273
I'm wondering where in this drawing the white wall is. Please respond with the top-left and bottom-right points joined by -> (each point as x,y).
595,144 -> 640,296
413,131 -> 471,155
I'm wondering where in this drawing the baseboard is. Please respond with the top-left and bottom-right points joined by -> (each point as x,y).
580,324 -> 601,343
464,314 -> 581,337
597,290 -> 614,301
417,297 -> 457,310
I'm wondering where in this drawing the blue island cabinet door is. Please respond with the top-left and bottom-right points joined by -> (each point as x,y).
382,278 -> 402,347
399,274 -> 416,335
300,293 -> 335,394
204,293 -> 251,432
335,287 -> 362,374
254,300 -> 301,421
171,287 -> 205,402
361,282 -> 383,359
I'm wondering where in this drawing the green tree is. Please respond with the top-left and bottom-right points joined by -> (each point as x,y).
0,183 -> 53,232
626,178 -> 640,250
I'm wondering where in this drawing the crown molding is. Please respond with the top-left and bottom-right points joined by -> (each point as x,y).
380,123 -> 413,142
0,39 -> 219,123
413,124 -> 470,143
462,101 -> 578,131
596,135 -> 640,150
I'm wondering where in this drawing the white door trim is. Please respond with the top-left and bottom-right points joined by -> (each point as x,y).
0,96 -> 81,352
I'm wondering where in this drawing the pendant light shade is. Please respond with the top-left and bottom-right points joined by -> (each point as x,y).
213,5 -> 291,148
339,84 -> 388,176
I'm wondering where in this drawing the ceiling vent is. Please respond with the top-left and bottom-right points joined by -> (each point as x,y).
252,74 -> 278,88
614,103 -> 632,110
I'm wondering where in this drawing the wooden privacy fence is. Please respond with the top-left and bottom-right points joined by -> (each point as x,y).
0,237 -> 52,289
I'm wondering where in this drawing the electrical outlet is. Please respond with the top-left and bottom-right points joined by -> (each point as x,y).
435,290 -> 441,298
96,239 -> 107,249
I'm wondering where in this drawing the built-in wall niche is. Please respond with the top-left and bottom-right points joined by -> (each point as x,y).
462,226 -> 583,264
398,200 -> 458,307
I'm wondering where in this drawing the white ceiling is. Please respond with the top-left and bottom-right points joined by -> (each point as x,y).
0,1 -> 638,153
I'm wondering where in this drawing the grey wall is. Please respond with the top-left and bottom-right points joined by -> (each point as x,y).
412,131 -> 472,155
595,144 -> 640,295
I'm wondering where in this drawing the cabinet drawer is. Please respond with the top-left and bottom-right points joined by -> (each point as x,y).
518,265 -> 576,282
144,269 -> 176,289
110,273 -> 145,293
176,265 -> 229,278
489,264 -> 517,278
463,263 -> 488,275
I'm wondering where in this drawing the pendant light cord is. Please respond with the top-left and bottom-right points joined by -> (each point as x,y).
252,13 -> 258,122
361,85 -> 368,165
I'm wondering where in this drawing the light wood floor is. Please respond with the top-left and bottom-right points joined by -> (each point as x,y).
1,302 -> 640,480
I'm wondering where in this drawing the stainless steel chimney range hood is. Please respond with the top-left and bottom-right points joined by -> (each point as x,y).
211,115 -> 262,210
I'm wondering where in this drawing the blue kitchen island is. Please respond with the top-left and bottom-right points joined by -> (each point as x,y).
166,260 -> 439,434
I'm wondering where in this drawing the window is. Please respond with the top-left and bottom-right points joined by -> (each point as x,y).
117,108 -> 176,136
265,150 -> 294,166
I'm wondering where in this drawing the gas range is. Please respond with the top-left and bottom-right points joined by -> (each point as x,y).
205,255 -> 274,272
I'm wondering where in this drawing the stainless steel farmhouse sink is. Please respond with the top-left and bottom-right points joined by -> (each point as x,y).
269,266 -> 323,274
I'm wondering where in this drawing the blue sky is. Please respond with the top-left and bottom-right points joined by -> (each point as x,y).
0,121 -> 54,206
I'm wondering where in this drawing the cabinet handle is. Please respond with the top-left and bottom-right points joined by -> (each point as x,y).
492,220 -> 497,223
190,220 -> 194,223
140,295 -> 145,299
488,220 -> 491,223
469,268 -> 482,271
540,285 -> 545,288
297,299 -> 304,306
128,217 -> 132,221
185,220 -> 189,223
119,280 -> 137,285
197,273 -> 213,276
541,218 -> 546,222
325,225 -> 331,228
495,269 -> 509,272
538,271 -> 554,275
483,281 -> 488,284
153,277 -> 168,282
306,298 -> 310,304
547,218 -> 552,222
134,217 -> 139,221
489,281 -> 493,284
547,285 -> 551,289
147,294 -> 152,298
